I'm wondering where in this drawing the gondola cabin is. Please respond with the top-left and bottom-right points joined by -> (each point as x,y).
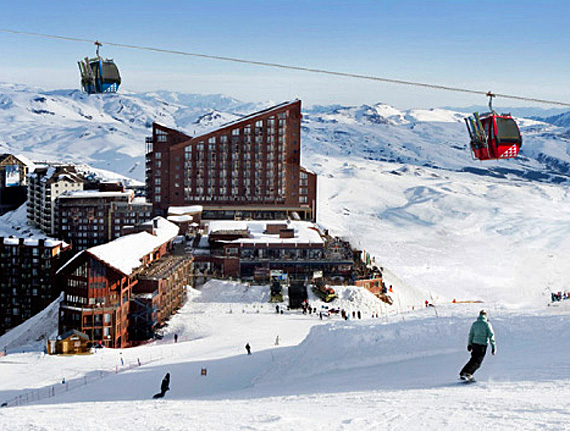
465,112 -> 522,161
78,57 -> 121,94
77,42 -> 121,94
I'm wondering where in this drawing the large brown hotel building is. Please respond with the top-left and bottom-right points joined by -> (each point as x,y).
145,100 -> 317,221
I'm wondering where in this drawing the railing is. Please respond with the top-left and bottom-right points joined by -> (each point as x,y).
1,351 -> 167,408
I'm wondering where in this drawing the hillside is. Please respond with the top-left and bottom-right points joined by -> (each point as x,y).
1,280 -> 569,430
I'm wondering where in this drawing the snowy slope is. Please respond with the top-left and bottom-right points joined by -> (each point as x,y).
312,157 -> 570,304
0,293 -> 62,353
1,281 -> 569,430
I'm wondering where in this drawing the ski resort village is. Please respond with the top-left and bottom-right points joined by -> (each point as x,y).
2,2 -> 570,430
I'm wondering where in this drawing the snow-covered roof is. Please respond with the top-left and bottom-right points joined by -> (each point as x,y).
168,205 -> 203,216
3,237 -> 67,248
87,217 -> 180,276
207,220 -> 324,245
59,190 -> 133,199
167,215 -> 193,223
11,154 -> 36,169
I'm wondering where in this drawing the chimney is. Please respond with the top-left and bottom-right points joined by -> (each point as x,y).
279,229 -> 295,239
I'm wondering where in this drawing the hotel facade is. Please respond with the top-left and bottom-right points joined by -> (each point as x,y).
145,100 -> 317,221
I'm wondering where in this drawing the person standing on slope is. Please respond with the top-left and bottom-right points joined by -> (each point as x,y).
460,310 -> 496,380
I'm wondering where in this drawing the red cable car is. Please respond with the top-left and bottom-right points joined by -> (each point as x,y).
464,93 -> 523,161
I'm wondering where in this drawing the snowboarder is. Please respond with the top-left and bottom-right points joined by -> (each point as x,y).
153,372 -> 170,398
174,334 -> 178,343
460,310 -> 496,381
245,343 -> 251,355
275,335 -> 280,346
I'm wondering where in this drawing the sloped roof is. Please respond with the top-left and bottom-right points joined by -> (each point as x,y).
87,217 -> 180,276
59,329 -> 89,341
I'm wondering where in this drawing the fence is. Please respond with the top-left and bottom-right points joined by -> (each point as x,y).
1,353 -> 165,408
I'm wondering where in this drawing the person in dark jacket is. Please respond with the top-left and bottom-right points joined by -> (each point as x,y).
153,372 -> 171,398
245,343 -> 251,355
460,310 -> 496,380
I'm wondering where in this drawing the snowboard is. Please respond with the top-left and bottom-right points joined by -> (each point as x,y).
459,375 -> 476,384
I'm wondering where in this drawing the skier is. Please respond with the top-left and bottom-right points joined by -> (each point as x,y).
460,310 -> 496,381
245,343 -> 251,355
153,372 -> 170,398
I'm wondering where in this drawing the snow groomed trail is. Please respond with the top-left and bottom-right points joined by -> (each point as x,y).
1,281 -> 570,430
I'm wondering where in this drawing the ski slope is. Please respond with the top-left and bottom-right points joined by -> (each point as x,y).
1,280 -> 570,430
1,85 -> 570,429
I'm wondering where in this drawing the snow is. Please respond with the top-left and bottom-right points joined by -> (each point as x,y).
0,293 -> 62,353
207,220 -> 324,244
59,190 -> 133,199
1,85 -> 570,429
87,217 -> 179,275
1,280 -> 570,430
167,215 -> 193,223
0,202 -> 54,240
167,205 -> 203,215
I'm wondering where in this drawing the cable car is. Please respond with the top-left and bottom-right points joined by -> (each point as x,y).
77,41 -> 121,94
464,93 -> 522,161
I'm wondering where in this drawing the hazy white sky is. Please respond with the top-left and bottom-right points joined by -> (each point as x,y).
1,0 -> 569,109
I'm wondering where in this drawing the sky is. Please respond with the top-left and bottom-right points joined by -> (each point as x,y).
0,0 -> 569,109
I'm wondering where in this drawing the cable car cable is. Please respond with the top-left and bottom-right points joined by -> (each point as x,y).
1,27 -> 570,108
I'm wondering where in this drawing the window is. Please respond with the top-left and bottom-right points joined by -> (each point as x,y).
156,130 -> 167,142
155,152 -> 162,159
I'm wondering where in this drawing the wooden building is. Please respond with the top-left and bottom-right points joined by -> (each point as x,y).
47,330 -> 91,355
0,154 -> 35,214
57,217 -> 191,348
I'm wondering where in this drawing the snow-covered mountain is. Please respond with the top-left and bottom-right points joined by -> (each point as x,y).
1,82 -> 570,183
2,82 -> 570,300
2,83 -> 570,430
540,110 -> 570,129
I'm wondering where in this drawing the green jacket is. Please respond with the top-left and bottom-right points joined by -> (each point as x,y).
468,315 -> 496,350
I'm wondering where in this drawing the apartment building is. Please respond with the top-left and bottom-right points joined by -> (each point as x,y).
0,237 -> 72,335
27,165 -> 83,236
56,185 -> 152,250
